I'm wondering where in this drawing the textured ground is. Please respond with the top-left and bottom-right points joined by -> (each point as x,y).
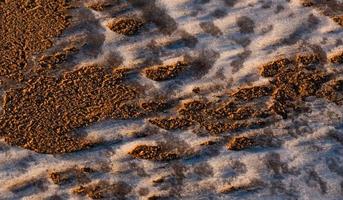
0,0 -> 343,199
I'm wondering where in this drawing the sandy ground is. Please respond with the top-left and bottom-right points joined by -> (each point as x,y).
0,0 -> 343,199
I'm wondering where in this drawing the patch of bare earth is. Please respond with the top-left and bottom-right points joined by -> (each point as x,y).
0,0 -> 72,83
86,1 -> 112,11
227,136 -> 255,151
107,17 -> 144,36
300,0 -> 343,27
329,50 -> 343,64
49,166 -> 95,185
128,144 -> 179,161
149,98 -> 269,135
143,61 -> 189,81
0,0 -> 342,162
0,66 -> 146,153
255,52 -> 337,118
72,180 -> 132,199
148,52 -> 342,137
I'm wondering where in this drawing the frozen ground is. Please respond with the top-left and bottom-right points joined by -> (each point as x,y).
0,0 -> 343,199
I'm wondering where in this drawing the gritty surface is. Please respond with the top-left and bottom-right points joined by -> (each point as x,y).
0,0 -> 343,199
